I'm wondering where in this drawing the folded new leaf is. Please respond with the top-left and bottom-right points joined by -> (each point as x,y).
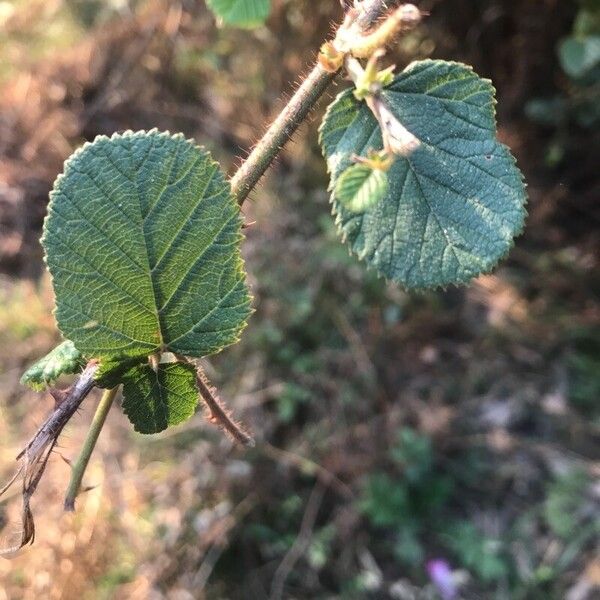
20,340 -> 84,391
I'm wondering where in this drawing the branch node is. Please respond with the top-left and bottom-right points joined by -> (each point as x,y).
230,0 -> 412,206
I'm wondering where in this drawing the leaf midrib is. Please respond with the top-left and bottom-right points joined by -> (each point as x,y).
127,136 -> 180,351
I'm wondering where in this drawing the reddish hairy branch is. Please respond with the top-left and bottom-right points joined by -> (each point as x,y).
196,367 -> 255,448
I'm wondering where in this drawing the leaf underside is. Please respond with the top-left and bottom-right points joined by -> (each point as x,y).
20,340 -> 84,391
44,129 -> 251,363
43,129 -> 251,432
121,361 -> 198,434
206,0 -> 270,27
319,60 -> 528,289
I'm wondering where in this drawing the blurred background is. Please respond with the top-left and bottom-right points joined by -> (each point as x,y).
0,0 -> 598,598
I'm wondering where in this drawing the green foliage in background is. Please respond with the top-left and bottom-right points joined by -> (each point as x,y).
206,0 -> 271,28
567,330 -> 600,424
356,426 -> 597,593
320,60 -> 527,288
526,0 -> 599,163
558,3 -> 600,79
544,469 -> 590,539
443,521 -> 509,583
360,428 -> 453,566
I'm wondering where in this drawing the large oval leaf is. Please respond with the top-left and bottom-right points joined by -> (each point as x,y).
43,130 -> 251,368
319,60 -> 527,288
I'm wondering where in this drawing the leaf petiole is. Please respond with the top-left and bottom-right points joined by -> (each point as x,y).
64,386 -> 119,511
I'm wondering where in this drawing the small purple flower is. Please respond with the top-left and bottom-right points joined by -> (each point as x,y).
427,559 -> 457,600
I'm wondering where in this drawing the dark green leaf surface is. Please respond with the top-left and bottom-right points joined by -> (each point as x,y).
121,361 -> 198,434
206,0 -> 270,28
20,340 -> 84,391
319,60 -> 527,288
44,130 -> 251,370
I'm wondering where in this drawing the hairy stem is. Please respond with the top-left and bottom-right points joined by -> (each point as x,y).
64,386 -> 118,511
230,0 -> 400,205
196,368 -> 255,447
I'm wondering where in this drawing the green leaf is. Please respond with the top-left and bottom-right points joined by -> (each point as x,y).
360,473 -> 410,528
121,361 -> 198,434
559,35 -> 600,78
544,469 -> 589,539
20,340 -> 84,391
443,521 -> 509,582
94,354 -> 153,390
206,0 -> 270,28
43,130 -> 251,373
319,60 -> 527,289
335,165 -> 389,213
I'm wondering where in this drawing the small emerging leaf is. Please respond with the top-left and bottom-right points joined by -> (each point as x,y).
335,165 -> 389,213
206,0 -> 270,28
21,340 -> 84,391
121,361 -> 198,434
319,60 -> 527,289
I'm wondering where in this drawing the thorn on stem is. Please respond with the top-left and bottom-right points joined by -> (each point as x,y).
58,453 -> 73,467
49,387 -> 71,408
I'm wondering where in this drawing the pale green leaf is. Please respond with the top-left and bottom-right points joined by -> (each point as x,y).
559,35 -> 600,78
206,0 -> 270,28
121,361 -> 198,433
335,165 -> 389,213
319,60 -> 527,289
20,340 -> 84,391
43,130 -> 252,374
